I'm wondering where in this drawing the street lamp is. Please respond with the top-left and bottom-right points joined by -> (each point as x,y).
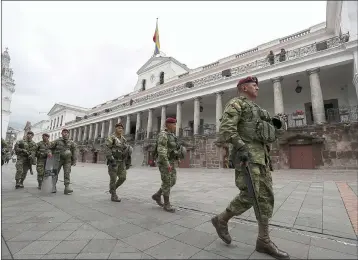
295,80 -> 302,93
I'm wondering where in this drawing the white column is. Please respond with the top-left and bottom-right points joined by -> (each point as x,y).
94,123 -> 99,139
77,127 -> 82,141
353,50 -> 358,100
160,106 -> 167,130
100,121 -> 105,138
147,109 -> 154,139
176,102 -> 183,137
125,115 -> 131,135
272,77 -> 284,114
88,124 -> 93,140
83,125 -> 87,141
108,119 -> 113,137
215,92 -> 223,133
117,117 -> 122,124
194,97 -> 201,135
135,112 -> 142,141
307,68 -> 326,124
73,129 -> 77,141
69,129 -> 73,140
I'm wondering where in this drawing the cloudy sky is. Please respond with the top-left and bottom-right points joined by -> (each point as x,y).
2,1 -> 326,129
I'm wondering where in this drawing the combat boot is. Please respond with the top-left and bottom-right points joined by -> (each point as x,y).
37,180 -> 42,190
152,188 -> 163,207
64,184 -> 73,195
15,180 -> 20,189
256,220 -> 290,259
18,179 -> 24,188
163,195 -> 175,213
211,209 -> 235,244
110,191 -> 121,202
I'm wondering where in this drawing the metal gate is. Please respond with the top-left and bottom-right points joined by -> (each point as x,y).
289,145 -> 314,169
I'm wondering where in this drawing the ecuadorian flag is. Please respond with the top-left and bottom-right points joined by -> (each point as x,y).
153,19 -> 160,55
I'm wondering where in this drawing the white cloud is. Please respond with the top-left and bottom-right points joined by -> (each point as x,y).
2,1 -> 327,127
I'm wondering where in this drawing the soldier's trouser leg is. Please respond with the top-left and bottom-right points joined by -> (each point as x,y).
20,163 -> 30,187
159,163 -> 175,213
62,162 -> 73,194
170,166 -> 177,188
212,164 -> 273,245
107,163 -> 120,202
36,159 -> 46,189
115,162 -> 127,189
15,159 -> 24,187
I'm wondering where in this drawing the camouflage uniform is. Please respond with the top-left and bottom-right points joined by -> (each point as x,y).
14,139 -> 37,188
1,138 -> 8,166
48,137 -> 77,194
152,128 -> 181,212
35,140 -> 50,189
105,133 -> 132,202
211,76 -> 289,260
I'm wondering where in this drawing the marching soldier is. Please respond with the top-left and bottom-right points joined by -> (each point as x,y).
151,117 -> 186,213
1,138 -> 8,166
48,129 -> 77,194
14,131 -> 37,188
35,133 -> 51,189
211,76 -> 290,259
105,122 -> 133,202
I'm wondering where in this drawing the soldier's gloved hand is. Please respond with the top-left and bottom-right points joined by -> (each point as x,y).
237,145 -> 249,163
48,153 -> 53,158
126,164 -> 130,170
272,116 -> 283,129
71,161 -> 76,166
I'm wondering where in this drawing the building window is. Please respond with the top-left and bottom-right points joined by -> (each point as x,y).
57,117 -> 59,127
53,118 -> 56,129
141,79 -> 146,91
60,115 -> 63,126
159,72 -> 164,85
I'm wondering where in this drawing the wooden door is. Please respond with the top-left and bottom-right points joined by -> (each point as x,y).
179,150 -> 190,168
289,145 -> 314,169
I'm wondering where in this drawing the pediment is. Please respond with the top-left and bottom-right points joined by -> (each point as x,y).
47,103 -> 66,116
137,56 -> 189,75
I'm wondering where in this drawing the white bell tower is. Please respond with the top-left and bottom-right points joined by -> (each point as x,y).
1,48 -> 16,138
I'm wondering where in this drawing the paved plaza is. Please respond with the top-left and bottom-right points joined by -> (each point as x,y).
1,163 -> 357,259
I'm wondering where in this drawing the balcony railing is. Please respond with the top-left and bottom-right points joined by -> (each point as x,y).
286,105 -> 358,128
65,34 -> 350,127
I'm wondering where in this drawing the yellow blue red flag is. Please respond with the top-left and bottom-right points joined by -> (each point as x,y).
153,19 -> 160,55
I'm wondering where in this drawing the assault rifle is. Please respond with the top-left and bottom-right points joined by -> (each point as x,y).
235,152 -> 262,221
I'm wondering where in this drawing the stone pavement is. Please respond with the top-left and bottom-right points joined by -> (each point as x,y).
1,163 -> 357,259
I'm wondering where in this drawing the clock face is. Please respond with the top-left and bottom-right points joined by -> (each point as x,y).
150,74 -> 155,82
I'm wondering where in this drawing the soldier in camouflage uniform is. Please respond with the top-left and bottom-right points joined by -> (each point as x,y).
14,131 -> 37,188
152,117 -> 185,213
105,123 -> 132,202
48,129 -> 77,194
2,138 -> 8,166
35,133 -> 50,189
211,76 -> 290,259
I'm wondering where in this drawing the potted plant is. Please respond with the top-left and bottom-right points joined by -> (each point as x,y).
292,109 -> 305,119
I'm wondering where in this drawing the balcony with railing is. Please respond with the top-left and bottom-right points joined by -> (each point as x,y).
65,33 -> 350,127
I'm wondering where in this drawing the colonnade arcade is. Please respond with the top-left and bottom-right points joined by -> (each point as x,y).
67,63 -> 358,143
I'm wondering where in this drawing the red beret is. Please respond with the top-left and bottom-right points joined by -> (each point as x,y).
115,123 -> 124,128
237,76 -> 258,88
61,128 -> 69,133
166,117 -> 177,124
42,133 -> 50,137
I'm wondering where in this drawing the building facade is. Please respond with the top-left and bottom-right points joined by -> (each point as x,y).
37,1 -> 358,169
1,48 -> 16,139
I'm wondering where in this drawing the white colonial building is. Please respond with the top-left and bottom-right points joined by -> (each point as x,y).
1,48 -> 16,139
34,1 -> 358,169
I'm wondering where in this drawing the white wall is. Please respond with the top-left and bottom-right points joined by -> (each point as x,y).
340,1 -> 358,40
